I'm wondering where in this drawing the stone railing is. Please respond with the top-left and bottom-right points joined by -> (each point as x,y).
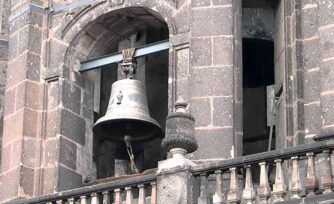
192,140 -> 334,204
6,170 -> 157,204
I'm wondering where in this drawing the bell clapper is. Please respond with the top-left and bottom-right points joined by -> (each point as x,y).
124,125 -> 139,174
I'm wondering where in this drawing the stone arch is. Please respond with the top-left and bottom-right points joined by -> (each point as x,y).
58,4 -> 173,180
60,0 -> 177,47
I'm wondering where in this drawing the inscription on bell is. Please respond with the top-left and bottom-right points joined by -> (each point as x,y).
128,93 -> 145,104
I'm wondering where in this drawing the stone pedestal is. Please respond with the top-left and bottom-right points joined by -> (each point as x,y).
157,165 -> 196,204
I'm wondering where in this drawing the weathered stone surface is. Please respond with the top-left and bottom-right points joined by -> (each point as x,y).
44,139 -> 57,167
0,144 -> 11,172
299,39 -> 321,70
212,96 -> 233,127
304,103 -> 321,135
320,60 -> 334,93
319,27 -> 334,60
59,136 -> 77,171
318,0 -> 334,27
23,108 -> 38,138
0,167 -> 20,201
157,170 -> 195,204
190,128 -> 234,160
41,167 -> 57,194
299,7 -> 319,39
20,138 -> 41,169
213,37 -> 233,66
15,81 -> 40,111
192,6 -> 233,37
191,0 -> 210,8
2,109 -> 24,145
190,98 -> 211,127
212,0 -> 232,6
60,109 -> 85,145
45,110 -> 59,139
4,88 -> 15,116
190,38 -> 211,67
57,165 -> 82,191
190,67 -> 233,97
61,80 -> 82,115
321,93 -> 334,126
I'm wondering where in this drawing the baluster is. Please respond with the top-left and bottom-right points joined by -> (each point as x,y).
80,195 -> 87,204
56,200 -> 63,204
125,187 -> 134,204
91,192 -> 100,204
227,167 -> 240,204
138,184 -> 146,204
102,190 -> 111,204
46,202 -> 53,204
150,181 -> 157,204
258,162 -> 270,204
320,150 -> 333,194
243,165 -> 256,204
198,173 -> 209,204
114,189 -> 122,204
213,170 -> 224,204
289,156 -> 302,199
68,198 -> 75,204
273,159 -> 286,202
305,153 -> 318,197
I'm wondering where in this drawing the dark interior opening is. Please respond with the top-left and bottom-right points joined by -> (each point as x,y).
242,38 -> 275,155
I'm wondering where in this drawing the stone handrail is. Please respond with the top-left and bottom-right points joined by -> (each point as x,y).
193,140 -> 334,203
6,170 -> 157,204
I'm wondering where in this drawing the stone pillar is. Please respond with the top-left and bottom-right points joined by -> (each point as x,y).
189,0 -> 242,161
318,0 -> 334,135
0,0 -> 44,202
0,0 -> 10,169
158,101 -> 198,204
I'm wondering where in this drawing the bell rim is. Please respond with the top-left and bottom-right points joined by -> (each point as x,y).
93,117 -> 162,142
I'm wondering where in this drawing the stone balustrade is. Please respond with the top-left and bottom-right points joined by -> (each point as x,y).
6,172 -> 157,204
192,140 -> 334,204
5,140 -> 334,204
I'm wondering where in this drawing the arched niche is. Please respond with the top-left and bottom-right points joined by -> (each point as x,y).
62,6 -> 170,179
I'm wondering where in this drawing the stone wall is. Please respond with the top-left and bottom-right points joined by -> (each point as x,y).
0,0 -> 334,202
189,0 -> 243,161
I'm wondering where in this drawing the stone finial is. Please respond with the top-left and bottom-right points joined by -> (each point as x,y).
243,165 -> 256,204
305,153 -> 318,197
273,159 -> 286,202
161,101 -> 198,156
227,167 -> 240,204
258,162 -> 270,204
289,156 -> 302,199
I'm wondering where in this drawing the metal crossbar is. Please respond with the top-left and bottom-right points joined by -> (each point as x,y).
80,40 -> 169,72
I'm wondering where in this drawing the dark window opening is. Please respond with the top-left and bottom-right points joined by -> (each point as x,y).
242,4 -> 276,155
242,38 -> 275,155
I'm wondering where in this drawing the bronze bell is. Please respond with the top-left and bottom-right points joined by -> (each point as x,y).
93,48 -> 161,142
93,79 -> 161,142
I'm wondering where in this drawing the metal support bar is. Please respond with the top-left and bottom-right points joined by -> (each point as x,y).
80,40 -> 170,73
